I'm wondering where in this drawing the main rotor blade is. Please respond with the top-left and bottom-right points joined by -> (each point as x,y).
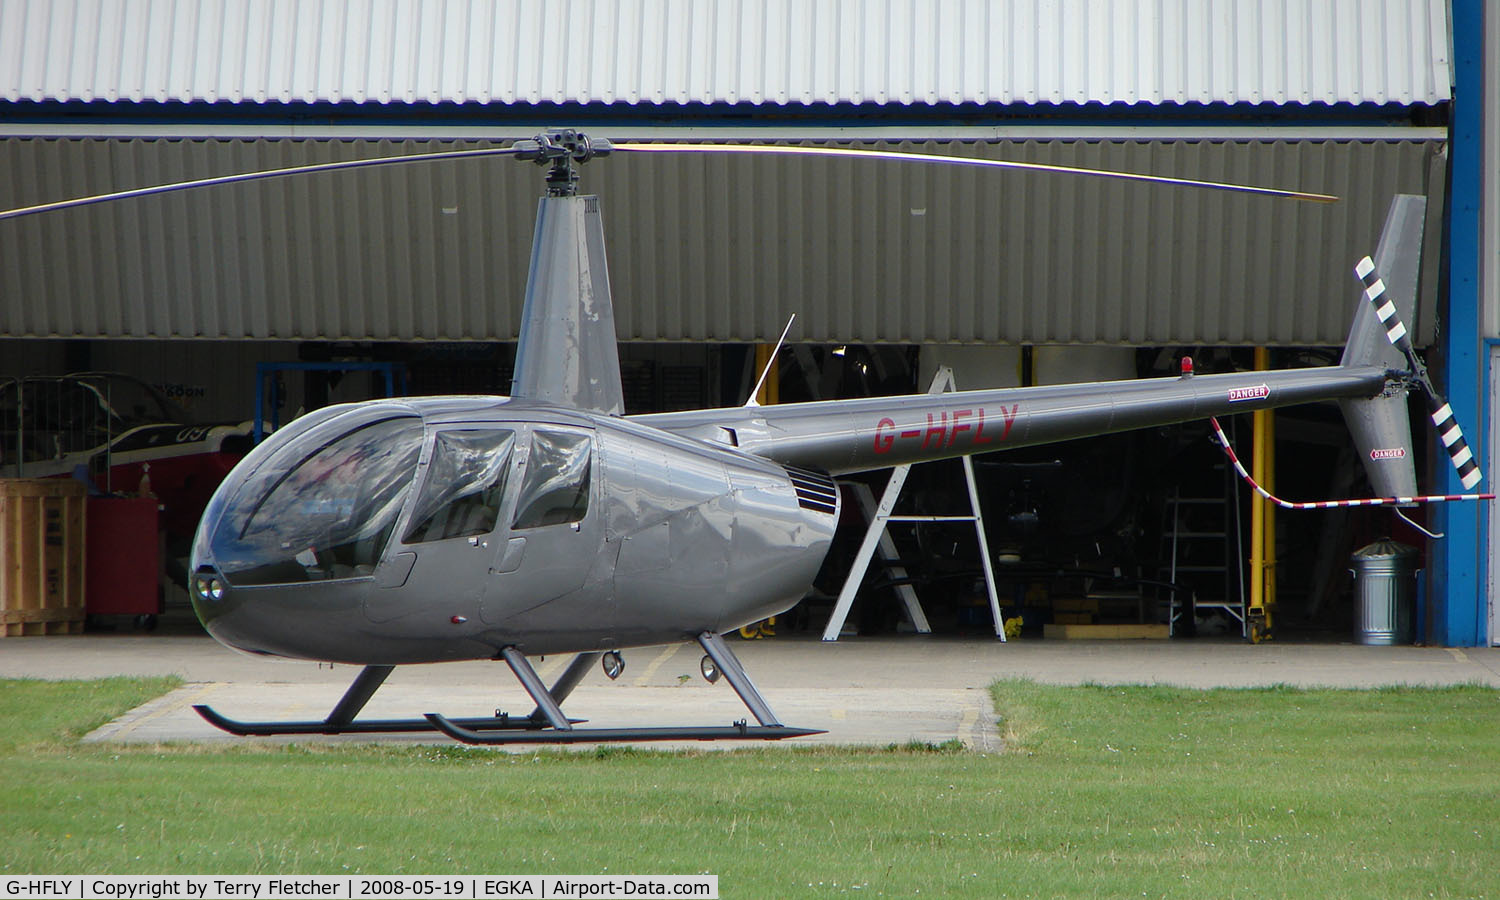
614,142 -> 1338,203
0,145 -> 523,221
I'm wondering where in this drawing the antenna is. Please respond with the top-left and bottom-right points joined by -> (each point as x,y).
746,314 -> 797,408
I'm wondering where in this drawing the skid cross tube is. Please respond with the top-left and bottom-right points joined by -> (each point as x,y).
696,631 -> 781,726
325,664 -> 395,729
534,651 -> 601,714
501,646 -> 571,730
426,634 -> 823,745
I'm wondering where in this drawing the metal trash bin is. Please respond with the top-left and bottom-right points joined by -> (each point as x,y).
1350,541 -> 1419,645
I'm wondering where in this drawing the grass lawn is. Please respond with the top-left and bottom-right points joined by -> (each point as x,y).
2,676 -> 1498,898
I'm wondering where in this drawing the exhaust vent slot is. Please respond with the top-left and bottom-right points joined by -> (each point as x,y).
785,466 -> 838,515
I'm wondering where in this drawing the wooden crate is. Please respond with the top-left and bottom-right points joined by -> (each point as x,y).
0,479 -> 86,636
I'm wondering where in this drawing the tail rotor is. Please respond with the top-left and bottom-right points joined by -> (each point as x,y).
1204,220 -> 1492,523
1354,256 -> 1483,490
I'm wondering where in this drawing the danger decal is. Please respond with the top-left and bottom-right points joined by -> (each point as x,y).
1370,448 -> 1408,460
1228,384 -> 1271,403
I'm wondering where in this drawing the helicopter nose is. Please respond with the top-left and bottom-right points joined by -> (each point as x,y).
188,561 -> 378,661
187,563 -> 261,652
186,566 -> 261,654
184,405 -> 429,661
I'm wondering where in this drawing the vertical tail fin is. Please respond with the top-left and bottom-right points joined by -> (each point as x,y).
1337,195 -> 1425,499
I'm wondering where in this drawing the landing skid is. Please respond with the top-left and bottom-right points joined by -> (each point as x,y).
426,714 -> 819,744
193,704 -> 578,737
193,657 -> 590,737
193,633 -> 822,745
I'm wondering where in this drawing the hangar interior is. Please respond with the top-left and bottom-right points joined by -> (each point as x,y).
0,0 -> 1489,643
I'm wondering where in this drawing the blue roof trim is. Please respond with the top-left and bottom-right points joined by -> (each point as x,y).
0,98 -> 1444,132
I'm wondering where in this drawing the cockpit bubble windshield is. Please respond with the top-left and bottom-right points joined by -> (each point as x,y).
212,415 -> 424,585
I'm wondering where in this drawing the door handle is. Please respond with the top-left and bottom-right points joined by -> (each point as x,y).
493,536 -> 526,574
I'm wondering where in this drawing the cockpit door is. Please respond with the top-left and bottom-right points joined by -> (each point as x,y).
364,427 -> 518,624
479,425 -> 606,629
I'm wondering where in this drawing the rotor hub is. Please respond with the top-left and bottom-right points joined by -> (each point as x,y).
513,129 -> 613,196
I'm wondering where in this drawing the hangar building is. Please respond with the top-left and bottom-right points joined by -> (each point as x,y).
0,0 -> 1495,644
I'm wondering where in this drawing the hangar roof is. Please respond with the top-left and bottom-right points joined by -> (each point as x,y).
1,0 -> 1451,109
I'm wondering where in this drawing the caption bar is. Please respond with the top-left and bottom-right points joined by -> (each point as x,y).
2,877 -> 717,900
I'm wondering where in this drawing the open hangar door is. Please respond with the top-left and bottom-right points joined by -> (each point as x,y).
0,332 -> 1435,642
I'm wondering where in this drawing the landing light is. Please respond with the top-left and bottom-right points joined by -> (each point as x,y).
601,651 -> 625,680
700,655 -> 721,683
193,575 -> 224,601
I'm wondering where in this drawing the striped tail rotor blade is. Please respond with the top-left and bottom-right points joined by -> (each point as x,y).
1429,397 -> 1485,490
1354,256 -> 1414,354
1356,256 -> 1484,490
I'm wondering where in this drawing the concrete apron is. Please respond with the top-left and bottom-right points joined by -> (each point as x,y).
67,636 -> 1004,752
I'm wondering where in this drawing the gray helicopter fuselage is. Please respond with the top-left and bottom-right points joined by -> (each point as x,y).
190,397 -> 838,664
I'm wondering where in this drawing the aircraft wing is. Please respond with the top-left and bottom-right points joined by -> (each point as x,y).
631,364 -> 1393,477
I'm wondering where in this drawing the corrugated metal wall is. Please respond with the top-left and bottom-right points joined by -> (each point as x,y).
0,0 -> 1450,107
0,137 -> 1443,345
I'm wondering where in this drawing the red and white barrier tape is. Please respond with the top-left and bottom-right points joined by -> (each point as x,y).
1208,417 -> 1494,509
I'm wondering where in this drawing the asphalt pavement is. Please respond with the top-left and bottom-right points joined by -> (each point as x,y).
4,618 -> 1498,751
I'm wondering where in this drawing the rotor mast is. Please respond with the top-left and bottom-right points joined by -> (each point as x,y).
508,130 -> 626,415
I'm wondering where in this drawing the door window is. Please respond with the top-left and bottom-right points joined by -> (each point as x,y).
404,429 -> 516,543
512,429 -> 591,530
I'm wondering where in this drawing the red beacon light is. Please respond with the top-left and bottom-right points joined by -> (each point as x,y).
1180,356 -> 1194,378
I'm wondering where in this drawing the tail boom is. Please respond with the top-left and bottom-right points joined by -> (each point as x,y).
638,364 -> 1393,476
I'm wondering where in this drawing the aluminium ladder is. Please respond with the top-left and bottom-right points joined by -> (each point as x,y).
821,367 -> 1005,641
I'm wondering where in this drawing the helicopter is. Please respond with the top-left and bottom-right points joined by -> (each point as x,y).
1,130 -> 1486,744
